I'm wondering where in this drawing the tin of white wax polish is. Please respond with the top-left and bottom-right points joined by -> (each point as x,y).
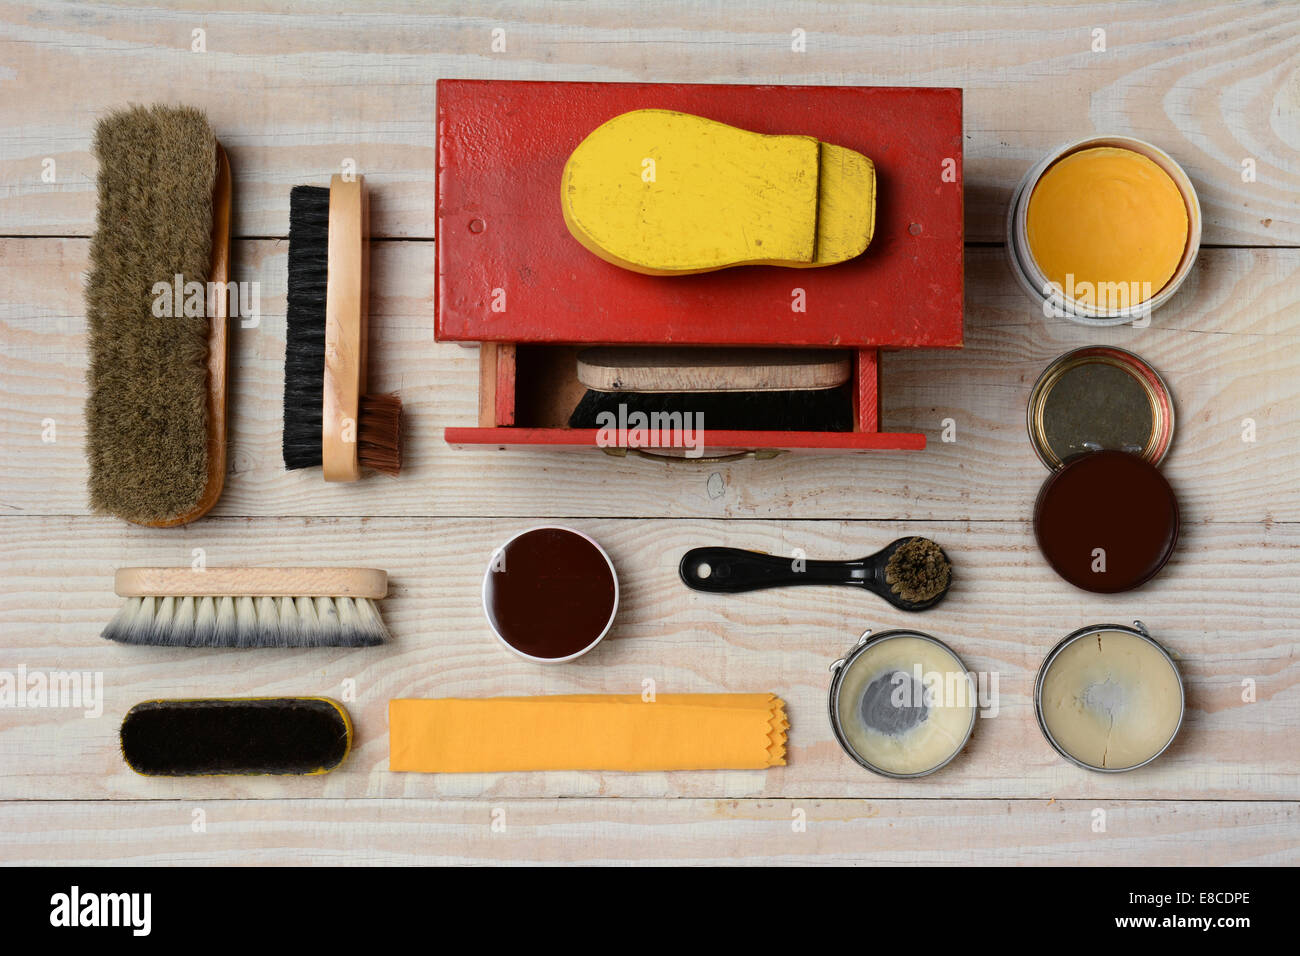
828,629 -> 977,778
1005,135 -> 1202,326
1034,621 -> 1185,773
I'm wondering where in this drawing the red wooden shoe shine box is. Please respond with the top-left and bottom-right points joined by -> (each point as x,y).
436,79 -> 963,456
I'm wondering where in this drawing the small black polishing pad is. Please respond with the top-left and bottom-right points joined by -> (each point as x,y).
120,698 -> 352,776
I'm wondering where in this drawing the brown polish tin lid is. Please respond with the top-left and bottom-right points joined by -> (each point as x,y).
1029,348 -> 1179,593
1034,450 -> 1180,593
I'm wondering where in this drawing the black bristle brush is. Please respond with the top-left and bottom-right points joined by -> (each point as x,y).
283,175 -> 402,479
120,698 -> 352,776
569,386 -> 855,431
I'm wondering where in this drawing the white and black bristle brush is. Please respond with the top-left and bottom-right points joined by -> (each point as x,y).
283,174 -> 401,479
102,567 -> 391,648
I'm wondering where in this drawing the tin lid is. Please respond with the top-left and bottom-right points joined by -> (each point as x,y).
1033,450 -> 1180,593
1027,346 -> 1174,469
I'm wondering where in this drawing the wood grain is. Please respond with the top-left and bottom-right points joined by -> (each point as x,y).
0,0 -> 1296,866
0,2 -> 1296,245
1,240 -> 1295,521
321,174 -> 367,482
0,798 -> 1293,866
576,347 -> 854,393
0,515 -> 1294,801
113,566 -> 388,598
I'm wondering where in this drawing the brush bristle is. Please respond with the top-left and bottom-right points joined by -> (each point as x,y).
359,392 -> 402,475
102,593 -> 389,647
121,698 -> 351,775
282,184 -> 330,470
884,537 -> 952,605
85,105 -> 219,524
567,386 -> 855,431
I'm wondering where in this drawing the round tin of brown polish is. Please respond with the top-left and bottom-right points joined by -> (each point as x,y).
482,526 -> 619,663
1034,450 -> 1179,593
1029,348 -> 1179,593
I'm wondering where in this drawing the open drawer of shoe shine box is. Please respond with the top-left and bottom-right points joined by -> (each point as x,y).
436,79 -> 964,458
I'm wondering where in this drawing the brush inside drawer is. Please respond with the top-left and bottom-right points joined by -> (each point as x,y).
567,347 -> 855,432
501,345 -> 858,428
452,340 -> 920,452
456,343 -> 922,454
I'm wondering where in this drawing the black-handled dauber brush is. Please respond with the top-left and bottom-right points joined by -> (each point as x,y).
283,175 -> 401,480
679,537 -> 953,611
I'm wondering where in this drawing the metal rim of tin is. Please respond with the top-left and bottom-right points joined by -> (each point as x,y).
481,525 -> 620,664
1033,620 -> 1185,774
1027,345 -> 1175,470
1005,135 -> 1203,327
827,628 -> 977,779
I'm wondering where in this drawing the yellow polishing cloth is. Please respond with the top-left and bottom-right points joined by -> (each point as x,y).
389,694 -> 788,772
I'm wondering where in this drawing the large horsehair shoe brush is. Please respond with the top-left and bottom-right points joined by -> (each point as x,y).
283,174 -> 401,479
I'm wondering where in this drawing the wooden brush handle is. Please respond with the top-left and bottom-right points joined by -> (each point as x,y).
577,347 -> 852,393
115,567 -> 388,599
322,174 -> 368,482
145,143 -> 232,527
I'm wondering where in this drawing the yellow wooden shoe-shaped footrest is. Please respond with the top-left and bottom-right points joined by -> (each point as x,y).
561,109 -> 875,275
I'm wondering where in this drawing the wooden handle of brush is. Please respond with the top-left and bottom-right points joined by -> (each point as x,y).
114,567 -> 388,599
577,347 -> 852,393
322,174 -> 368,482
145,143 -> 232,527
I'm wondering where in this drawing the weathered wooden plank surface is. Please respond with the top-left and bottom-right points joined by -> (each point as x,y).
1,241 -> 1296,522
0,0 -> 1296,866
0,799 -> 1294,866
0,1 -> 1296,244
0,516 -> 1294,801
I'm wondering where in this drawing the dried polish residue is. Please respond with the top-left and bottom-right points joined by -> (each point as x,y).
1040,630 -> 1182,771
834,636 -> 975,777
